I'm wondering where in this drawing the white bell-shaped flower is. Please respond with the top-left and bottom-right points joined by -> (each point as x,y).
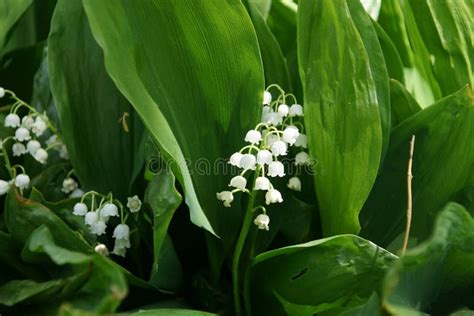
265,189 -> 283,205
263,91 -> 272,105
14,174 -> 30,189
278,104 -> 289,116
32,117 -> 47,136
73,202 -> 88,216
282,126 -> 300,145
62,177 -> 78,194
265,112 -> 283,126
12,143 -> 27,156
0,180 -> 10,195
59,145 -> 69,160
101,203 -> 119,217
239,154 -> 256,170
45,135 -> 58,146
265,133 -> 278,147
229,175 -> 247,190
268,161 -> 285,177
127,195 -> 142,213
289,104 -> 304,116
0,87 -> 5,98
295,152 -> 310,165
295,134 -> 307,148
84,211 -> 98,226
262,105 -> 271,114
94,244 -> 109,256
22,116 -> 35,129
254,176 -> 271,190
26,140 -> 41,155
113,224 -> 130,240
112,238 -> 131,257
229,152 -> 243,167
254,214 -> 270,231
90,221 -> 107,236
256,150 -> 272,165
271,140 -> 287,156
216,190 -> 234,207
14,127 -> 31,141
244,130 -> 262,144
287,177 -> 302,191
5,113 -> 20,128
33,148 -> 48,164
70,188 -> 84,198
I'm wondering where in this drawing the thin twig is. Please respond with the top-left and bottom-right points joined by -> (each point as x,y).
402,135 -> 416,255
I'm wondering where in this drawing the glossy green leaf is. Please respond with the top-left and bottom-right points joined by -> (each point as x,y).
383,203 -> 474,315
82,0 -> 264,241
0,0 -> 32,56
144,170 -> 183,292
389,79 -> 422,127
361,86 -> 474,246
48,0 -> 144,199
246,0 -> 292,91
373,21 -> 405,83
245,235 -> 397,315
407,0 -> 474,97
298,0 -> 384,235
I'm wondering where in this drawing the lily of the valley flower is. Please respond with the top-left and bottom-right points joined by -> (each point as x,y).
112,224 -> 131,257
229,175 -> 247,190
229,152 -> 243,166
263,91 -> 272,105
90,221 -> 107,235
113,224 -> 130,240
22,116 -> 34,129
127,195 -> 142,213
287,176 -> 302,191
277,104 -> 289,116
70,188 -> 84,198
244,130 -> 262,144
256,150 -> 272,165
32,116 -> 47,136
85,211 -> 98,226
14,127 -> 31,141
0,180 -> 10,195
12,143 -> 27,156
254,213 -> 270,231
239,153 -> 257,170
73,202 -> 88,216
33,148 -> 48,164
255,176 -> 271,190
267,161 -> 285,177
101,203 -> 119,217
282,126 -> 300,145
26,140 -> 41,155
265,189 -> 283,205
295,152 -> 310,165
5,113 -> 20,128
295,134 -> 307,148
0,87 -> 5,98
94,244 -> 109,256
270,140 -> 287,156
217,191 -> 234,207
14,174 -> 30,189
62,177 -> 78,194
289,103 -> 304,116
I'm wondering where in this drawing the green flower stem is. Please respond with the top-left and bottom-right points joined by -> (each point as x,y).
232,166 -> 260,316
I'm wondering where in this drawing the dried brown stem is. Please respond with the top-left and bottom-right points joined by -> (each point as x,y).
401,135 -> 416,255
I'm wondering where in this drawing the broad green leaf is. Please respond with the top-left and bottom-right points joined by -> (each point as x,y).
246,0 -> 292,91
0,0 -> 32,56
340,293 -> 381,316
127,309 -> 217,316
4,190 -> 90,252
383,203 -> 474,315
298,0 -> 383,235
407,0 -> 474,97
48,0 -> 144,199
248,0 -> 272,20
360,86 -> 474,246
245,235 -> 397,315
347,0 -> 390,162
373,21 -> 405,83
0,278 -> 68,306
82,0 -> 264,241
144,170 -> 183,292
389,79 -> 422,127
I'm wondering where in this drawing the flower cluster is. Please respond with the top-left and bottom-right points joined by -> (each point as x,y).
72,192 -> 142,257
217,85 -> 310,231
0,87 -> 69,196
